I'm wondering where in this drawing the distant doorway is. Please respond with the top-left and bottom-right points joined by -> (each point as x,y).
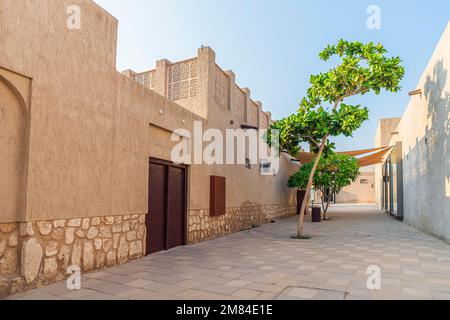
146,158 -> 187,255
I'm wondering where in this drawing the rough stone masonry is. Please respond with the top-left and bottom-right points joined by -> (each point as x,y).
0,214 -> 146,297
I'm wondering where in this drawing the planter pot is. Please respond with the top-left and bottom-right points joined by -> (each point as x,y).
311,207 -> 321,223
296,190 -> 308,216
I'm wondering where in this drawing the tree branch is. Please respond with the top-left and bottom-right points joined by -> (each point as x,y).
305,136 -> 320,148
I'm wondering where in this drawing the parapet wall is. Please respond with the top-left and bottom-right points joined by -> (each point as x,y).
124,53 -> 272,130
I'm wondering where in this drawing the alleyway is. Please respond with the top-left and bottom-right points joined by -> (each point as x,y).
9,205 -> 450,300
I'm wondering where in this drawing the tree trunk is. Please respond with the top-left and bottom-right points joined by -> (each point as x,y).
323,201 -> 330,220
320,190 -> 331,220
297,136 -> 328,238
320,190 -> 326,212
296,98 -> 342,238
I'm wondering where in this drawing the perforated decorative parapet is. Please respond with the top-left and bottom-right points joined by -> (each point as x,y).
168,59 -> 198,101
132,70 -> 156,90
234,85 -> 245,116
215,65 -> 228,107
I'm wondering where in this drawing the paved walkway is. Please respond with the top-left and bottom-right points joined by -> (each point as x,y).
9,205 -> 450,300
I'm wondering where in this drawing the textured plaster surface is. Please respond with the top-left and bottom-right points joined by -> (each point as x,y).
375,22 -> 450,241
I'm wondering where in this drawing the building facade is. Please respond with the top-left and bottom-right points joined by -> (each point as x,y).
374,118 -> 401,208
335,171 -> 376,204
375,22 -> 450,242
0,0 -> 296,296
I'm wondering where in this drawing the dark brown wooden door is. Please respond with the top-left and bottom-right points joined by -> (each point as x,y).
146,159 -> 187,255
147,163 -> 167,254
167,166 -> 186,249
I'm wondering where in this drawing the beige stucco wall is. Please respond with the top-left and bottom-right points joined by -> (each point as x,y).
0,0 -> 120,222
0,69 -> 30,223
374,118 -> 401,208
386,22 -> 450,241
0,0 -> 295,224
336,172 -> 375,204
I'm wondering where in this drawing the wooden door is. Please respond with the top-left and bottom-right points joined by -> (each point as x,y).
146,159 -> 187,255
167,166 -> 186,249
147,162 -> 167,254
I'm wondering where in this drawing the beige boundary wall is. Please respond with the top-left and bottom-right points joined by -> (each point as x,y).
375,22 -> 450,242
0,0 -> 296,295
374,118 -> 401,209
336,171 -> 375,204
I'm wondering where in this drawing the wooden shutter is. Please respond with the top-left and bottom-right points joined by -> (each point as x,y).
210,176 -> 226,216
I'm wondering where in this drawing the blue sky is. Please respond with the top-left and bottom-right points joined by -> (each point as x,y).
94,0 -> 449,151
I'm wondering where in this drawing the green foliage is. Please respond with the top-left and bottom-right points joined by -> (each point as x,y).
287,161 -> 311,189
269,40 -> 405,155
288,154 -> 360,196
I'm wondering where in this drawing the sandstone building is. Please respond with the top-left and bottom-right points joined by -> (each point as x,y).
375,22 -> 450,242
0,0 -> 296,296
336,170 -> 376,204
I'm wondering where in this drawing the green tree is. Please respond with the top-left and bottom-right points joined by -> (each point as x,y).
288,154 -> 360,220
271,40 -> 404,238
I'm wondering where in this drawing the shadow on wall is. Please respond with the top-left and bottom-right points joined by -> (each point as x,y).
404,59 -> 450,240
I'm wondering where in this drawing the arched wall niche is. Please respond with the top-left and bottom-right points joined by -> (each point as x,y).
0,68 -> 31,223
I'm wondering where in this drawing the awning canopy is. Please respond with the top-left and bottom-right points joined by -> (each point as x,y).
296,146 -> 393,168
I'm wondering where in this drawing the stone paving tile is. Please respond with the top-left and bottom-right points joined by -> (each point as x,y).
254,292 -> 278,300
78,292 -> 130,300
244,282 -> 286,294
283,287 -> 318,299
37,282 -> 72,296
232,288 -> 261,299
382,278 -> 402,287
95,273 -> 140,285
133,291 -> 173,300
313,289 -> 346,300
431,290 -> 450,300
10,205 -> 450,300
401,287 -> 433,299
326,278 -> 350,288
174,279 -> 203,289
88,282 -> 136,296
60,288 -> 97,299
124,279 -> 155,288
191,282 -> 241,296
225,280 -> 252,288
174,289 -> 237,300
346,287 -> 373,299
131,272 -> 186,285
345,295 -> 368,300
117,288 -> 158,299
13,291 -> 66,300
141,281 -> 185,295
83,271 -> 110,279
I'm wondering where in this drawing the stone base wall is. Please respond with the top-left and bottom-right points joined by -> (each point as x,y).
188,205 -> 295,244
0,223 -> 20,279
0,214 -> 146,297
1,206 -> 295,296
